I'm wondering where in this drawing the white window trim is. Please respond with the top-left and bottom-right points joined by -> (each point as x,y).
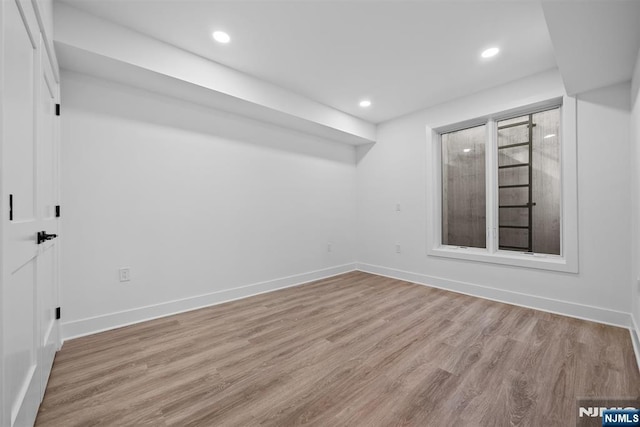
426,96 -> 578,273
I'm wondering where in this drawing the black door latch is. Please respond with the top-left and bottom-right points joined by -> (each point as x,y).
37,231 -> 58,244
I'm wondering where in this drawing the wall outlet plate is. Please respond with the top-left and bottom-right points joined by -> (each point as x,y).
119,268 -> 131,282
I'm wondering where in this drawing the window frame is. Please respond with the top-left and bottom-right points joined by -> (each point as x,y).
426,96 -> 578,273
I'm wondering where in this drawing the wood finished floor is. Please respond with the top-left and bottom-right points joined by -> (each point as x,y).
36,272 -> 640,426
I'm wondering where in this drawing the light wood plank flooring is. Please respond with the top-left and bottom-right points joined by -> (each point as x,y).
36,272 -> 640,426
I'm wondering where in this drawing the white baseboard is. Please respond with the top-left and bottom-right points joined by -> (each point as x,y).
631,316 -> 640,374
356,263 -> 633,329
62,260 -> 638,362
62,263 -> 357,341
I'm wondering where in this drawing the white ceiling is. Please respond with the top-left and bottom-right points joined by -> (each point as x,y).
542,0 -> 640,96
58,0 -> 558,123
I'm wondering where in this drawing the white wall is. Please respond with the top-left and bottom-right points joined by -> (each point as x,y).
356,69 -> 634,326
631,49 -> 640,333
60,71 -> 357,339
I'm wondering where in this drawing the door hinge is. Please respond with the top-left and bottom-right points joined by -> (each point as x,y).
9,194 -> 13,221
55,307 -> 61,320
55,205 -> 61,218
55,104 -> 60,116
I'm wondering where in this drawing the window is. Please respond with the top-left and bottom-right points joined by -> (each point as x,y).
427,97 -> 578,272
496,108 -> 560,255
441,125 -> 486,248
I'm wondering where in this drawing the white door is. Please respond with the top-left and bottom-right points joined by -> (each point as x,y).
2,0 -> 60,425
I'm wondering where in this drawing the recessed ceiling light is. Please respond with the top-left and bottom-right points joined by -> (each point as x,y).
481,47 -> 500,58
213,31 -> 231,44
359,99 -> 372,108
463,148 -> 471,153
544,133 -> 556,139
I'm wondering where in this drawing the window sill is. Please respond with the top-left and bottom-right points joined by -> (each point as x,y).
427,246 -> 578,273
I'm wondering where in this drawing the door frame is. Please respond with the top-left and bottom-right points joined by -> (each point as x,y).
0,0 -> 6,423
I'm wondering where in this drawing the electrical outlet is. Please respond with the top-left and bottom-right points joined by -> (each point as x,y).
396,244 -> 401,254
327,243 -> 332,253
119,268 -> 131,282
396,203 -> 401,212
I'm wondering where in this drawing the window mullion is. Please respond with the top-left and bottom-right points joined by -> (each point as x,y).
486,119 -> 498,253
